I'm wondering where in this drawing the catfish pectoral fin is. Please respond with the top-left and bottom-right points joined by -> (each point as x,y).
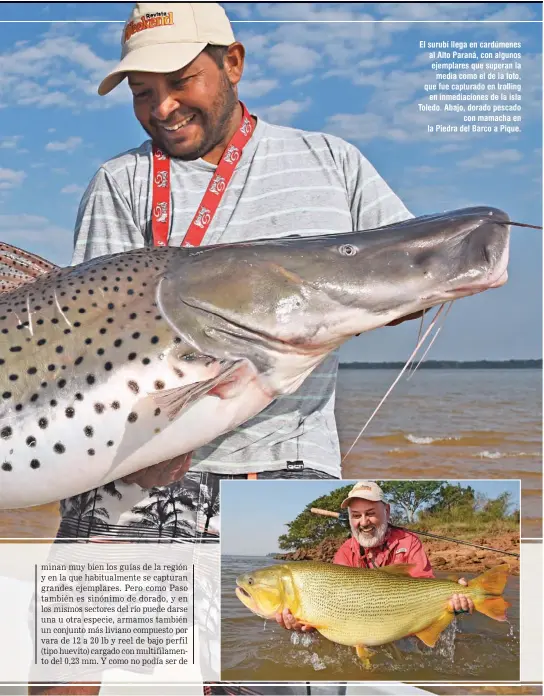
151,360 -> 243,420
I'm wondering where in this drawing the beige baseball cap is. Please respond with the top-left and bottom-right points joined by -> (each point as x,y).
98,2 -> 236,96
340,481 -> 385,508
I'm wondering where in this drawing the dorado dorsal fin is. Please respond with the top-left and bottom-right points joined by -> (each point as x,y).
0,242 -> 59,293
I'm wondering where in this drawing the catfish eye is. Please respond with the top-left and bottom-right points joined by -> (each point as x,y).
339,244 -> 357,257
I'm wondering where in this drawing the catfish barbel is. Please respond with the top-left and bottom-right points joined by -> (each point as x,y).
235,561 -> 510,667
0,207 -> 512,509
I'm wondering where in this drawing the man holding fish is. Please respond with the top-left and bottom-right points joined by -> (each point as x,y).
54,3 -> 419,541
276,481 -> 474,634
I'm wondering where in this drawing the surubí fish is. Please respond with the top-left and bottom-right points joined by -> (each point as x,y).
0,207 -> 511,509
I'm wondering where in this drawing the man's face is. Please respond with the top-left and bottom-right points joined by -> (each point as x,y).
348,498 -> 390,549
127,46 -> 242,160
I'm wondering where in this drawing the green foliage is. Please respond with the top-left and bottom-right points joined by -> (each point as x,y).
277,485 -> 352,551
376,480 -> 444,523
427,483 -> 476,515
278,482 -> 520,552
480,491 -> 512,521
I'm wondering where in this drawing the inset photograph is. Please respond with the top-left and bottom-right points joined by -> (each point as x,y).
221,478 -> 520,682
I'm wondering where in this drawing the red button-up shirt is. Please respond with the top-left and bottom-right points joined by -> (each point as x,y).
333,525 -> 434,578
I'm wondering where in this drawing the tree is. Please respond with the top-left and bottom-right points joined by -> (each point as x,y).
427,483 -> 476,516
278,485 -> 352,551
377,481 -> 444,523
481,491 -> 512,520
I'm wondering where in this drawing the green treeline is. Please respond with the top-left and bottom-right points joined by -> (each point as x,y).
278,482 -> 519,552
339,359 -> 541,369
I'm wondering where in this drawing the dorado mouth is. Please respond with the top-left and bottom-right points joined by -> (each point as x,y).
236,585 -> 251,599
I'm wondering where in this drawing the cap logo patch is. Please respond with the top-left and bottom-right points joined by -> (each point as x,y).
124,12 -> 174,43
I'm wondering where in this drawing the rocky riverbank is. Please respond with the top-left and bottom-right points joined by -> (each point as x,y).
274,530 -> 520,575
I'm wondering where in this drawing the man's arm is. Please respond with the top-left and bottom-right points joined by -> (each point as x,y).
405,536 -> 435,579
72,167 -> 145,265
332,541 -> 352,567
407,536 -> 474,613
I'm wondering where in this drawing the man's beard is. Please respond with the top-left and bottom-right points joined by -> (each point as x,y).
351,521 -> 389,549
149,73 -> 239,161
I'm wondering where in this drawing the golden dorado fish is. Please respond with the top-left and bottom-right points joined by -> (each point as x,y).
235,561 -> 510,667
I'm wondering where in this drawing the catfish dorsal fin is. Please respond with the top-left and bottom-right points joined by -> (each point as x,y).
375,563 -> 416,576
0,242 -> 59,293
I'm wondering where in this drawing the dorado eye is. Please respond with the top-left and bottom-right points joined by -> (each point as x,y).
248,577 -> 254,585
339,244 -> 357,257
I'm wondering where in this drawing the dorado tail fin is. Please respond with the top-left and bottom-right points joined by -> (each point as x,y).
468,563 -> 510,622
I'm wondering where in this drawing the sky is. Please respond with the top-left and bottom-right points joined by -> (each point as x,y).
0,2 -> 542,361
220,478 -> 521,556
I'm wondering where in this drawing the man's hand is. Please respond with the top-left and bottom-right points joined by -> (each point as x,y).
386,309 -> 427,327
449,577 -> 475,614
275,608 -> 315,633
120,452 -> 192,489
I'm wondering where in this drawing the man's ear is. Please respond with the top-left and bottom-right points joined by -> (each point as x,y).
224,42 -> 245,87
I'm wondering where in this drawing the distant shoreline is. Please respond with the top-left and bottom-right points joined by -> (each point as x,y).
338,359 -> 542,369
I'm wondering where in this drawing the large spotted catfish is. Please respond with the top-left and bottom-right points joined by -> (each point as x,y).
0,207 -> 515,509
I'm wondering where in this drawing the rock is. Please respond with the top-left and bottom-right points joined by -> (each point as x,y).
433,556 -> 447,566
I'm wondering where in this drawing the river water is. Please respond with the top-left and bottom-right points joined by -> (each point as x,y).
336,369 -> 541,538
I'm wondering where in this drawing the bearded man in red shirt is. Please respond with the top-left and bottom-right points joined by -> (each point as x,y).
276,480 -> 474,633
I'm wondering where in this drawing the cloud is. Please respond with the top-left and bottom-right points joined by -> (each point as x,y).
45,136 -> 82,153
255,98 -> 312,125
267,43 -> 321,74
61,184 -> 84,195
433,143 -> 470,154
52,167 -> 68,175
458,149 -> 523,169
325,112 -> 410,143
0,34 -> 117,110
0,214 -> 71,265
239,78 -> 279,99
0,167 -> 25,189
0,135 -> 22,149
99,23 -> 123,46
292,75 -> 313,86
407,165 -> 439,175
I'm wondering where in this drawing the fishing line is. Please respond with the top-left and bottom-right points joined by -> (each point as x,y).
406,300 -> 455,381
342,303 -> 447,462
406,311 -> 426,379
398,526 -> 520,558
311,509 -> 519,557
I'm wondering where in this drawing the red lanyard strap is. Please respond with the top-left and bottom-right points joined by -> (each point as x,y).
151,101 -> 253,248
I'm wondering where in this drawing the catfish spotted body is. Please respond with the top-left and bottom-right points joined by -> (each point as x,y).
0,207 -> 512,509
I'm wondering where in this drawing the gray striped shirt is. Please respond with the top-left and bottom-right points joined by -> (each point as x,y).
72,117 -> 412,477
